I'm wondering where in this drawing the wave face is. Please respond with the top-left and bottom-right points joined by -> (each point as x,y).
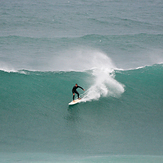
0,64 -> 162,156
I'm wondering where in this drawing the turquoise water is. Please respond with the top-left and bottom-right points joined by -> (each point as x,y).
0,64 -> 163,162
0,0 -> 163,162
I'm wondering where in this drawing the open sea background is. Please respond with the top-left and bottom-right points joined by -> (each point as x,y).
0,0 -> 163,162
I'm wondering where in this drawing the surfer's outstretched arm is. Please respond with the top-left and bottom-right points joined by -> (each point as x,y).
78,86 -> 85,91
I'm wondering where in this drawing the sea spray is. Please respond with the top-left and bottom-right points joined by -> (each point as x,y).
81,68 -> 125,102
50,48 -> 116,71
51,48 -> 125,101
0,61 -> 16,72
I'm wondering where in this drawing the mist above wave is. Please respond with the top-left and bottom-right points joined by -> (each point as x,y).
50,48 -> 116,72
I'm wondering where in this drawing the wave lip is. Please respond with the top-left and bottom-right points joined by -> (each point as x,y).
0,61 -> 17,73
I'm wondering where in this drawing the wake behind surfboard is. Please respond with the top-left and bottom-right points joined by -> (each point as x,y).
68,99 -> 81,105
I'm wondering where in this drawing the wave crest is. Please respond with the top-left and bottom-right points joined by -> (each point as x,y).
81,68 -> 125,102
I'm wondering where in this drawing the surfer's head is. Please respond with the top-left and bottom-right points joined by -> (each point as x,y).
75,83 -> 78,87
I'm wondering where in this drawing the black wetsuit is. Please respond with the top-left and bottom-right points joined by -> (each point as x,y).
72,85 -> 84,100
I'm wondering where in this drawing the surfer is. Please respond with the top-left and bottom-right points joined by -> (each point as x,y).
72,84 -> 85,101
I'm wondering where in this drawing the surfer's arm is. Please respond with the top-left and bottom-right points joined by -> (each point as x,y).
78,86 -> 85,91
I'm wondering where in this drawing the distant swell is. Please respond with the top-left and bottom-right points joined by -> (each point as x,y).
1,33 -> 163,40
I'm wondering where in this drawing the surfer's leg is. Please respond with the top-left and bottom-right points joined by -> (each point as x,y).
73,93 -> 75,100
76,91 -> 80,99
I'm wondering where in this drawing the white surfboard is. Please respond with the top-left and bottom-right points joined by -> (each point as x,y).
68,99 -> 81,105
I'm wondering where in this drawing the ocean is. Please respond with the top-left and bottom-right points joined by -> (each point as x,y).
0,0 -> 163,162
